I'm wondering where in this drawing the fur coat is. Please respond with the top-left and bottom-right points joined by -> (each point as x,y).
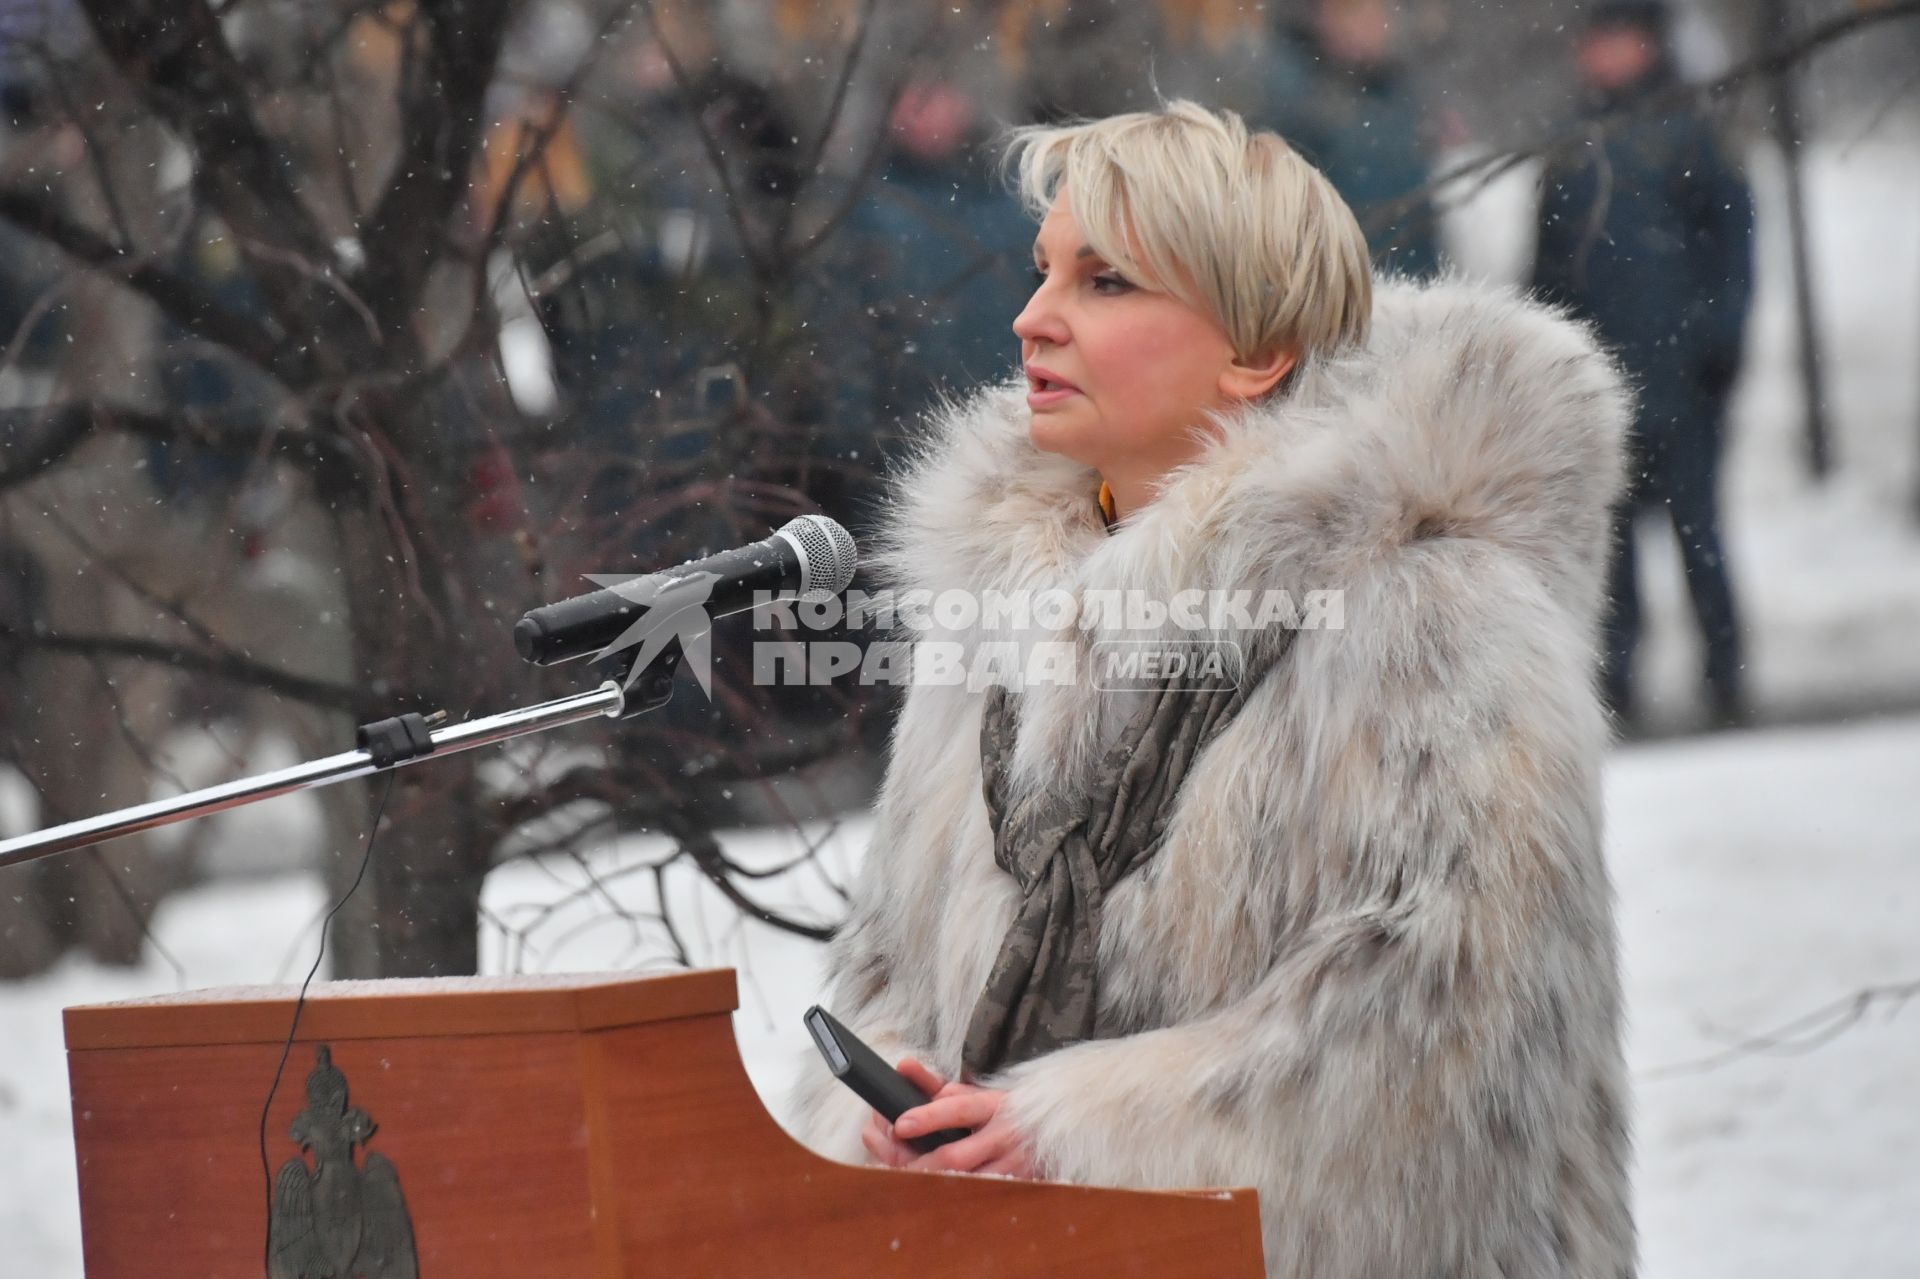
784,277 -> 1637,1278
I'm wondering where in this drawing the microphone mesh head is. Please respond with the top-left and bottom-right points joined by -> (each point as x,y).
781,515 -> 858,601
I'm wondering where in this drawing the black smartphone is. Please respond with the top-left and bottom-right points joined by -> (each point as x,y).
803,1006 -> 972,1155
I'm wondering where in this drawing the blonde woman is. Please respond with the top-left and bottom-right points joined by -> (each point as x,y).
787,99 -> 1634,1278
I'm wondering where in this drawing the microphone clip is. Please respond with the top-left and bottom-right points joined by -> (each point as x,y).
607,634 -> 685,719
355,709 -> 448,769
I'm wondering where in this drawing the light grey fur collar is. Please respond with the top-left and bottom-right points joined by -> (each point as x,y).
871,277 -> 1631,641
864,276 -> 1630,804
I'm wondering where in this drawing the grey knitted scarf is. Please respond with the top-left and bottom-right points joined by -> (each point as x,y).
961,631 -> 1297,1079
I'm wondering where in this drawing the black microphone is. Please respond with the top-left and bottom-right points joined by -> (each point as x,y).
514,515 -> 857,667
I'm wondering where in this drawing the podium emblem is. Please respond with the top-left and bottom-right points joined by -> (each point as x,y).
267,1044 -> 420,1279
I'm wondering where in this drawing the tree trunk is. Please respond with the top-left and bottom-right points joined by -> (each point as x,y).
1761,0 -> 1833,478
328,434 -> 492,978
319,776 -> 386,979
370,761 -> 487,976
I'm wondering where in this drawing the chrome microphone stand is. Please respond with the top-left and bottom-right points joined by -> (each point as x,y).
0,641 -> 684,871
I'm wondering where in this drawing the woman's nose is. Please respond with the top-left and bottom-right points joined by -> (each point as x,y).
1012,287 -> 1066,347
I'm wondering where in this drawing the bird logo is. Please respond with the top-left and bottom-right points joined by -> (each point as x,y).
583,568 -> 718,698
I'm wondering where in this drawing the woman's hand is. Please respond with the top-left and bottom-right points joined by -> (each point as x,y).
858,1057 -> 1040,1180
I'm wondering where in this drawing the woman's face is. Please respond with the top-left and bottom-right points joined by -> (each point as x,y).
1012,192 -> 1244,480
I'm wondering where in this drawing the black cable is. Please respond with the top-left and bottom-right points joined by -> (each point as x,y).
257,768 -> 397,1273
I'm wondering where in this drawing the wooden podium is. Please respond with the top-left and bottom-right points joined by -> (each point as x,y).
64,970 -> 1265,1277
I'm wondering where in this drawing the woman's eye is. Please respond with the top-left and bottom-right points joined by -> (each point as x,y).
1028,266 -> 1131,295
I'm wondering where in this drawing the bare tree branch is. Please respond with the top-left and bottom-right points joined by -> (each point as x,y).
0,625 -> 362,712
28,44 -> 142,250
1642,979 -> 1920,1079
635,0 -> 767,273
659,805 -> 835,943
0,188 -> 309,386
789,20 -> 942,264
355,0 -> 513,344
767,0 -> 882,259
0,0 -> 933,975
489,764 -> 632,835
453,2 -> 644,377
0,407 -> 97,493
34,503 -> 267,683
0,403 -> 357,492
76,0 -> 364,361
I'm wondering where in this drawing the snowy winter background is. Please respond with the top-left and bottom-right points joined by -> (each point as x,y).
3,133 -> 1917,1276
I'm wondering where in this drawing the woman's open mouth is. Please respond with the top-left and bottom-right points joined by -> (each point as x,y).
1026,367 -> 1080,409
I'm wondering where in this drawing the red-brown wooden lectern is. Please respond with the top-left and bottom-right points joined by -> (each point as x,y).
64,970 -> 1265,1277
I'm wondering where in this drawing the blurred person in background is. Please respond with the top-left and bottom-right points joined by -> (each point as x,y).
833,76 -> 1033,511
1257,0 -> 1442,278
149,212 -> 279,515
507,57 -> 809,547
1531,0 -> 1755,730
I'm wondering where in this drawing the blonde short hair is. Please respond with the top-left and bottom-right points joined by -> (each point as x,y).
1000,99 -> 1373,376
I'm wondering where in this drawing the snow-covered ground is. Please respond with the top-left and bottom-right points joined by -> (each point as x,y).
4,715 -> 1919,1275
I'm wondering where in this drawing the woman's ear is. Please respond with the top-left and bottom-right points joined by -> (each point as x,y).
1219,344 -> 1299,402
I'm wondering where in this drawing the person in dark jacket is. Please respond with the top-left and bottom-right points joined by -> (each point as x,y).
1257,0 -> 1442,278
1532,0 -> 1755,728
835,80 -> 1034,465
